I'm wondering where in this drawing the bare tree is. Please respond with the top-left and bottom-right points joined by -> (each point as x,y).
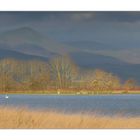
124,79 -> 136,90
87,69 -> 121,93
49,56 -> 78,89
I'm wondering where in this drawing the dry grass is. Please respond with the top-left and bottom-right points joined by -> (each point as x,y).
0,107 -> 140,128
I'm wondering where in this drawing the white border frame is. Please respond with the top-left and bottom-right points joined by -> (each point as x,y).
0,0 -> 140,11
0,129 -> 140,140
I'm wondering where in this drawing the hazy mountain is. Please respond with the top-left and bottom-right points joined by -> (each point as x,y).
64,40 -> 140,64
93,48 -> 140,64
0,49 -> 48,61
0,27 -> 69,57
0,27 -> 140,82
64,41 -> 110,51
70,51 -> 125,67
70,51 -> 140,83
14,43 -> 57,58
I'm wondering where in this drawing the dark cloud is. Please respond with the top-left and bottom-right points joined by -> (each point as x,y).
0,12 -> 139,47
0,12 -> 49,23
0,12 -> 140,26
52,12 -> 140,23
94,12 -> 140,23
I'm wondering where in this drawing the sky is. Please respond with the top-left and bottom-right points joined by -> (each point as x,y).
0,12 -> 140,47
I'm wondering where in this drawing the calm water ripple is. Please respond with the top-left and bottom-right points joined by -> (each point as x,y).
0,94 -> 140,117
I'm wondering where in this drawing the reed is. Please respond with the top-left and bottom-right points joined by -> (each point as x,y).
0,107 -> 140,128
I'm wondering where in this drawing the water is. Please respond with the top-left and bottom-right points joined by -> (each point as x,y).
0,94 -> 140,117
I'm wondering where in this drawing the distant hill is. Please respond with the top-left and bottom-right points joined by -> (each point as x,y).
0,27 -> 69,57
70,51 -> 140,83
0,49 -> 48,61
64,41 -> 110,51
64,40 -> 140,64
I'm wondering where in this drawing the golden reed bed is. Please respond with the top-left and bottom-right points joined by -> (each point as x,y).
0,107 -> 140,128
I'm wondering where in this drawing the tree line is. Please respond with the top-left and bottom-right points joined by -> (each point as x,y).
0,56 -> 137,93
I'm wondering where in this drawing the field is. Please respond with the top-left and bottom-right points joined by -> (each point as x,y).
0,107 -> 140,128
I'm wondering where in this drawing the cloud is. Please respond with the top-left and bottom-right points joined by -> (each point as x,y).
0,12 -> 95,27
0,12 -> 140,30
48,12 -> 140,23
69,13 -> 95,21
95,12 -> 140,23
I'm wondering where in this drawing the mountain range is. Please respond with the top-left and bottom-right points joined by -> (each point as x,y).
0,27 -> 140,83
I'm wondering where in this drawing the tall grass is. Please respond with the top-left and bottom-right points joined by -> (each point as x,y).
0,107 -> 140,128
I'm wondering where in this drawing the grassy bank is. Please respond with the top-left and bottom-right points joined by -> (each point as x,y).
0,107 -> 140,128
0,89 -> 140,95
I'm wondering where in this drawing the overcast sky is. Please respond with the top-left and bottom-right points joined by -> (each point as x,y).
0,12 -> 140,47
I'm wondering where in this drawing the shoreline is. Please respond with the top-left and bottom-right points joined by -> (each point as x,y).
0,89 -> 140,95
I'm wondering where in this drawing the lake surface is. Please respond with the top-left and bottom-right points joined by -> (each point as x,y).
0,94 -> 140,117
